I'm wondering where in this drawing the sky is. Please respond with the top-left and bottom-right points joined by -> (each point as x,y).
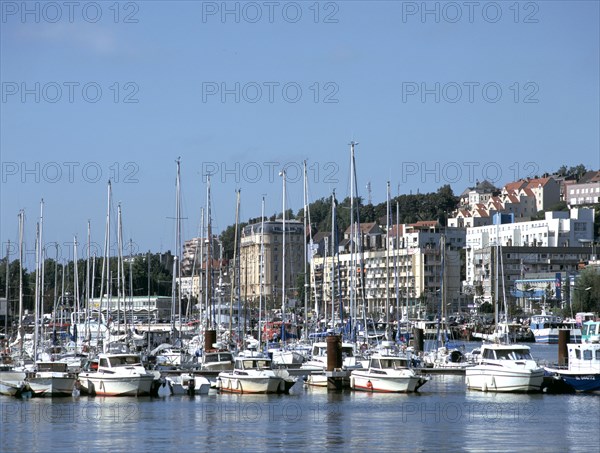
1,0 -> 599,268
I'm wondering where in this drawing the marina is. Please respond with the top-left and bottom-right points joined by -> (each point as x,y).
1,343 -> 599,452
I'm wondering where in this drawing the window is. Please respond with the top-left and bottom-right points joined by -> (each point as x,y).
583,350 -> 593,360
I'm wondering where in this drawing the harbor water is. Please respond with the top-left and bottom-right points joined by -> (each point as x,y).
2,343 -> 599,452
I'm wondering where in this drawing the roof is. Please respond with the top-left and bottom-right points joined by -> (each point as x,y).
525,177 -> 555,188
578,170 -> 600,184
387,224 -> 404,236
504,180 -> 526,192
344,222 -> 381,235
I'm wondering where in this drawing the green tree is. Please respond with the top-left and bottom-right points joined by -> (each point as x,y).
572,267 -> 600,313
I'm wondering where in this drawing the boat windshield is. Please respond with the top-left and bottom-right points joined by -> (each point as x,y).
241,360 -> 270,370
109,356 -> 141,367
206,353 -> 233,363
377,359 -> 406,369
341,347 -> 354,357
494,349 -> 532,360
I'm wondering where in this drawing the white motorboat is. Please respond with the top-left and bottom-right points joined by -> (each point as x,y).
150,344 -> 184,367
350,353 -> 428,393
26,362 -> 77,397
217,356 -> 285,394
79,353 -> 155,396
465,343 -> 544,392
161,373 -> 211,395
0,370 -> 27,397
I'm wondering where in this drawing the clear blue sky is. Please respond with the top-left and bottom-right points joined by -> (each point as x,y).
1,1 -> 599,267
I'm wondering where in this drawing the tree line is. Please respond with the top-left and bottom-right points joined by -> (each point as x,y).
0,253 -> 174,317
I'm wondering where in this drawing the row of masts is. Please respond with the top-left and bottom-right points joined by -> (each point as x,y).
5,141 -> 446,352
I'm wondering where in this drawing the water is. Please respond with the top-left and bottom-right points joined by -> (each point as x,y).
2,344 -> 598,452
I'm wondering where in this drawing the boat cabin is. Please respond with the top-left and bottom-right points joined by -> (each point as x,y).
235,358 -> 272,371
99,355 -> 143,368
370,357 -> 409,369
204,352 -> 234,364
312,343 -> 355,358
566,342 -> 600,370
481,346 -> 533,361
582,321 -> 600,343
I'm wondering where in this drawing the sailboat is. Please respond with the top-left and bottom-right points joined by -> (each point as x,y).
0,211 -> 27,397
422,235 -> 473,370
26,202 -> 77,396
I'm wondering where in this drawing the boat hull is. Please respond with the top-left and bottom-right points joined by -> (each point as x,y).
0,371 -> 27,396
27,375 -> 76,396
545,368 -> 600,393
350,371 -> 427,393
217,374 -> 284,394
79,373 -> 155,396
532,328 -> 581,344
466,367 -> 544,392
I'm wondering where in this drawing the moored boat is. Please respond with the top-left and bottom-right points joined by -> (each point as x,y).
350,353 -> 428,393
79,353 -> 155,396
217,356 -> 285,394
465,343 -> 544,392
545,340 -> 600,393
26,362 -> 77,397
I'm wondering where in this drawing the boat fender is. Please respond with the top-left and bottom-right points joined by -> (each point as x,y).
367,380 -> 373,391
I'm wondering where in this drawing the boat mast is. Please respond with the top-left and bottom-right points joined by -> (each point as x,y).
198,207 -> 204,324
33,220 -> 40,364
229,189 -> 240,337
331,191 -> 336,330
302,160 -> 309,341
128,239 -> 134,331
386,181 -> 390,338
117,203 -> 123,329
97,180 -> 112,352
38,199 -> 45,358
435,234 -> 446,350
17,210 -> 24,359
394,200 -> 400,338
85,221 -> 91,342
258,196 -> 265,351
323,236 -> 328,330
171,158 -> 182,343
349,141 -> 356,342
205,174 -> 212,330
4,240 -> 9,335
280,170 -> 287,342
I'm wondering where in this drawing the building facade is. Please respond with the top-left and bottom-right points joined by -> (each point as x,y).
239,220 -> 305,306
